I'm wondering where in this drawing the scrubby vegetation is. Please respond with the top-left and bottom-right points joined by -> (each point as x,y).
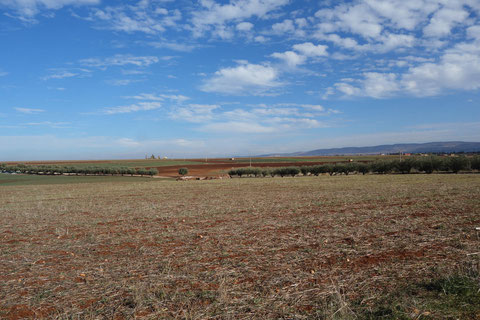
227,156 -> 479,178
178,167 -> 189,176
0,163 -> 158,176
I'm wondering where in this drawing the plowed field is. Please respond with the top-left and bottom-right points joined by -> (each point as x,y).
1,174 -> 479,319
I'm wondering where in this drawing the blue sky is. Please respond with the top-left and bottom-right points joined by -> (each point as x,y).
1,0 -> 480,160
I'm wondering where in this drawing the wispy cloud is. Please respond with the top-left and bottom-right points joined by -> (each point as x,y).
201,121 -> 275,133
86,1 -> 182,35
170,104 -> 220,123
106,79 -> 143,86
190,0 -> 289,39
41,68 -> 91,81
14,107 -> 45,114
24,121 -> 70,128
147,41 -> 197,52
125,93 -> 190,103
102,102 -> 162,115
80,54 -> 159,68
1,0 -> 99,21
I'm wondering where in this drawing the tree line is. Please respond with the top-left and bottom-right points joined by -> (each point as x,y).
0,164 -> 158,176
228,156 -> 480,177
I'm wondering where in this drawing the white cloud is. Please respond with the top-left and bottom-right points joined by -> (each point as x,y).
107,79 -> 143,86
24,121 -> 70,128
268,117 -> 324,128
312,0 -> 477,54
0,0 -> 99,19
41,70 -> 79,80
271,51 -> 306,67
0,70 -> 8,77
102,102 -> 162,115
147,41 -> 197,52
14,107 -> 45,114
467,25 -> 480,41
292,42 -> 328,57
271,19 -> 295,34
423,5 -> 470,38
333,37 -> 480,98
126,93 -> 189,103
202,121 -> 275,133
315,3 -> 382,39
171,104 -> 219,123
190,0 -> 288,38
201,62 -> 281,95
236,21 -> 253,31
402,42 -> 480,96
80,54 -> 159,68
89,2 -> 182,34
272,42 -> 328,68
254,35 -> 267,42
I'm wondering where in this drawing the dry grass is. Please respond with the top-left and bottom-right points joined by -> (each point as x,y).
1,174 -> 479,319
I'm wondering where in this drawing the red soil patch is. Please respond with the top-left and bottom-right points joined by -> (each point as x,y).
153,161 -> 348,177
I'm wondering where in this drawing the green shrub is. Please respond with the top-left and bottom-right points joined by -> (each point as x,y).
357,163 -> 370,175
371,161 -> 393,174
324,164 -> 335,176
178,167 -> 189,176
333,163 -> 346,175
395,158 -> 417,174
414,156 -> 447,173
136,168 -> 148,176
300,166 -> 310,176
471,156 -> 480,171
273,166 -> 300,177
447,156 -> 470,173
261,168 -> 272,177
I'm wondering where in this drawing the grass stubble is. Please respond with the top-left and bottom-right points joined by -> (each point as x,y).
0,174 -> 479,319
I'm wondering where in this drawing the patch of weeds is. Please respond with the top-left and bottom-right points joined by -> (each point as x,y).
195,290 -> 218,302
356,302 -> 410,320
354,274 -> 480,319
420,275 -> 480,314
33,289 -> 53,302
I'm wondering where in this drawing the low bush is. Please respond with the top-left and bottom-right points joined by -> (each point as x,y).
471,156 -> 480,171
178,167 -> 189,176
370,161 -> 394,174
357,163 -> 370,175
394,158 -> 417,174
272,166 -> 300,177
446,156 -> 470,173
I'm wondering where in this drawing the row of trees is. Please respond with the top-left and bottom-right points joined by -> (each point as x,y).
228,156 -> 480,177
0,164 -> 158,176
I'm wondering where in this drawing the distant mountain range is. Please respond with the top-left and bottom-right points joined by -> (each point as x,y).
261,141 -> 480,157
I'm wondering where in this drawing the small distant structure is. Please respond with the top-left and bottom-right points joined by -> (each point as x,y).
230,157 -> 235,161
404,153 -> 412,156
349,159 -> 353,162
163,156 -> 168,160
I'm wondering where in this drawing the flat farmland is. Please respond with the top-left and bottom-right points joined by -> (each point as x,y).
1,175 -> 480,319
